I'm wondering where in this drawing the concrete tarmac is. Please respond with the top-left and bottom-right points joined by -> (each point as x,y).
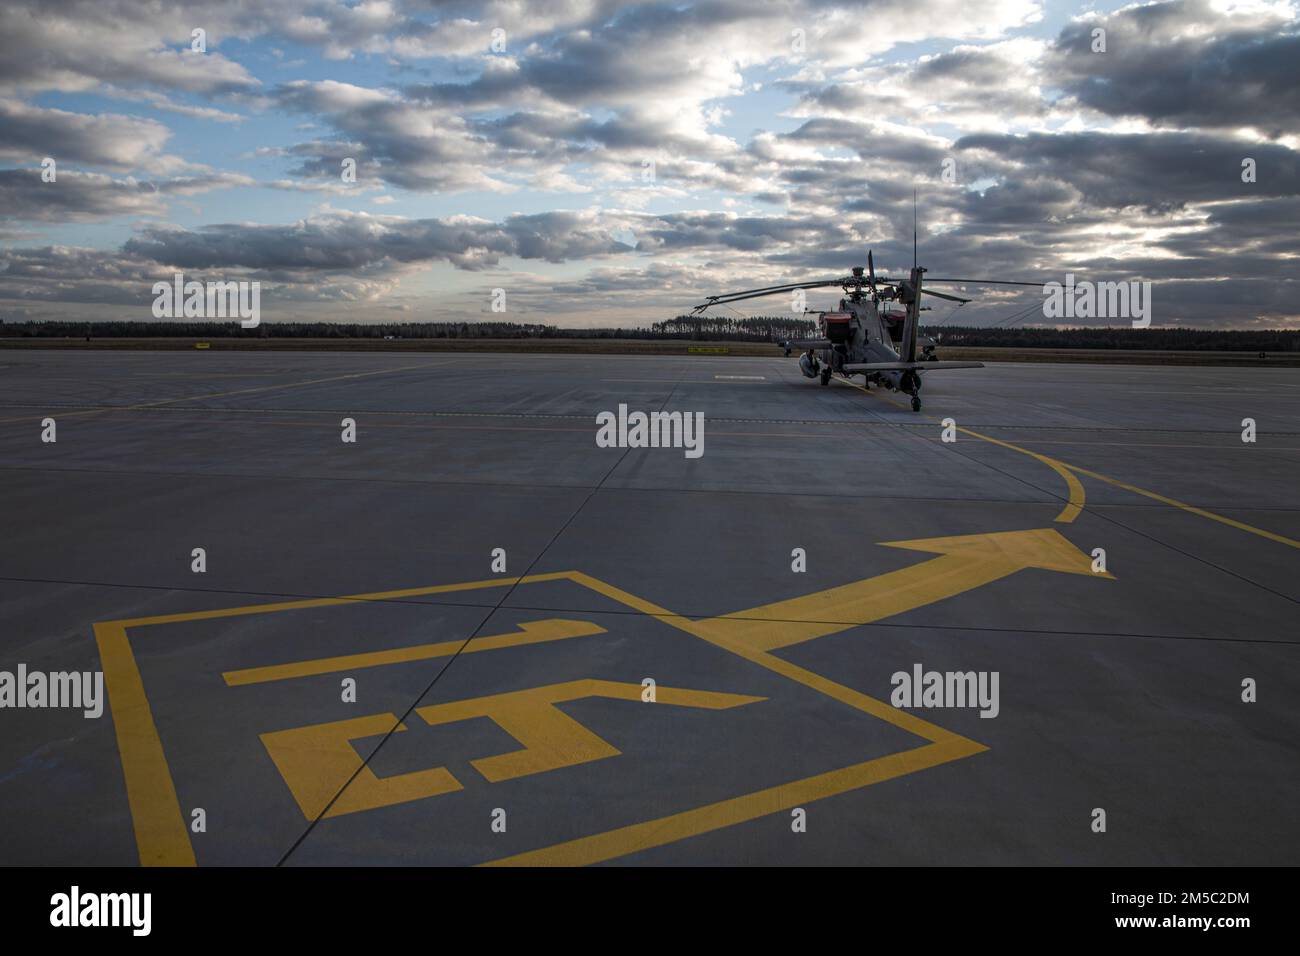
0,349 -> 1296,865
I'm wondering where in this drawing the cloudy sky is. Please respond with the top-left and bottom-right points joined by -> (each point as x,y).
1,0 -> 1297,328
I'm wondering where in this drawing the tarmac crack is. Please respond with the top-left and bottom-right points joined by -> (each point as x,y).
272,359 -> 696,866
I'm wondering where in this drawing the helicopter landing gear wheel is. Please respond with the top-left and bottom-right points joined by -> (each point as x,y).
911,395 -> 922,412
820,367 -> 831,386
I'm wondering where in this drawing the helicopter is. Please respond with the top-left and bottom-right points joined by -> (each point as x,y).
692,250 -> 1041,411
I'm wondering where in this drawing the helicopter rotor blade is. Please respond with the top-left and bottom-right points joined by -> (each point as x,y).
920,288 -> 971,304
924,278 -> 1046,288
691,271 -> 1043,314
692,277 -> 855,313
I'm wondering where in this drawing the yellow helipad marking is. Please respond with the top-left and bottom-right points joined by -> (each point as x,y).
262,713 -> 464,820
488,572 -> 993,867
93,620 -> 196,867
223,618 -> 605,686
486,746 -> 970,867
261,680 -> 764,820
97,549 -> 1018,866
480,531 -> 1104,866
95,572 -> 571,866
417,680 -> 762,784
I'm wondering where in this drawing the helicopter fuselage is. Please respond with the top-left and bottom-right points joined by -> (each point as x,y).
698,260 -> 987,412
806,295 -> 919,392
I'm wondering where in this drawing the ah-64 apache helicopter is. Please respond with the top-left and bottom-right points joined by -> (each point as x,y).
692,250 -> 1041,411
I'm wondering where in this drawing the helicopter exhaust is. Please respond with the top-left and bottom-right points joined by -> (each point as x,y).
900,266 -> 923,364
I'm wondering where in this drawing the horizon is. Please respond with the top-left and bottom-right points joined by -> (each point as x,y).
7,317 -> 1300,337
2,0 -> 1298,329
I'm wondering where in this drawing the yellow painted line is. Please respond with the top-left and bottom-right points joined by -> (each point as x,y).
839,375 -> 1298,549
114,571 -> 570,629
832,377 -> 1085,523
967,439 -> 1300,451
222,618 -> 606,686
565,570 -> 992,740
957,427 -> 1085,524
485,739 -> 977,867
1063,463 -> 1300,550
93,622 -> 196,866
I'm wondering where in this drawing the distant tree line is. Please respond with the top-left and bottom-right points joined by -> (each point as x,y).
1,318 -> 1296,351
0,316 -> 818,342
649,315 -> 819,340
927,326 -> 1300,352
0,320 -> 565,339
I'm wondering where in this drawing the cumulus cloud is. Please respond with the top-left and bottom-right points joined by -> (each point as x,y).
3,0 -> 1298,327
1049,0 -> 1300,137
0,169 -> 252,222
0,1 -> 260,97
0,100 -> 184,173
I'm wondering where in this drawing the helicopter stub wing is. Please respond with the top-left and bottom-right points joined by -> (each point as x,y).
778,338 -> 833,350
842,361 -> 985,372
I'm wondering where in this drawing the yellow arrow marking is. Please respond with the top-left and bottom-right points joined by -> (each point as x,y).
680,528 -> 1111,653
